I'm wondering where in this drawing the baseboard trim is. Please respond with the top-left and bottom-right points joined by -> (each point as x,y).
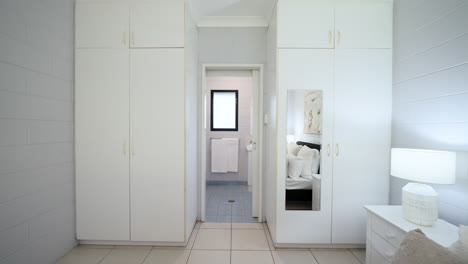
79,240 -> 187,247
206,180 -> 248,185
274,243 -> 366,249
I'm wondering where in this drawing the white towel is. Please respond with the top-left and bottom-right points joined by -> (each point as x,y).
211,139 -> 228,173
224,138 -> 239,172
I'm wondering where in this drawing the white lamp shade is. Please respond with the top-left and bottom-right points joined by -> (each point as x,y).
391,148 -> 456,184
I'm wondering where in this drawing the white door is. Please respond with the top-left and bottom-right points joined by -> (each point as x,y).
335,2 -> 392,49
129,0 -> 184,48
332,49 -> 392,244
75,49 -> 130,240
275,49 -> 334,244
278,49 -> 334,91
130,49 -> 185,242
278,0 -> 334,48
75,2 -> 129,48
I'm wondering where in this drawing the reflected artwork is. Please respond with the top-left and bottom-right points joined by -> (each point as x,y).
304,91 -> 323,135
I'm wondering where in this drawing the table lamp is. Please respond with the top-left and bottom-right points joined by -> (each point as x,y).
391,148 -> 456,226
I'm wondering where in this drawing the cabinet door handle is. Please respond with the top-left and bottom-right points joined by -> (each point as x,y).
328,31 -> 332,45
337,31 -> 341,45
122,32 -> 127,45
131,32 -> 135,46
327,144 -> 331,157
123,140 -> 127,155
335,143 -> 340,157
131,142 -> 135,156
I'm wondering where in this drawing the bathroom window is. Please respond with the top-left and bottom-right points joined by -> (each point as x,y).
211,90 -> 238,131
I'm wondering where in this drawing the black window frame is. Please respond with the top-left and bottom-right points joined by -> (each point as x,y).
210,90 -> 239,132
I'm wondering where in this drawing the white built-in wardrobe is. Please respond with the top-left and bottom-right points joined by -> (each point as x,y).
75,0 -> 198,244
266,0 -> 393,245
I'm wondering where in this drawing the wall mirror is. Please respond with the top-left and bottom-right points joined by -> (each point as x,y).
285,90 -> 323,211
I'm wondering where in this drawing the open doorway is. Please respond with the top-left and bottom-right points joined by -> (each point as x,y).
200,64 -> 263,223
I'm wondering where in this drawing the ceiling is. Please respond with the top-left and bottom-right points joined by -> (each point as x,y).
188,0 -> 276,21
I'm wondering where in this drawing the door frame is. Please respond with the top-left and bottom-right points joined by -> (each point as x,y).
200,64 -> 264,222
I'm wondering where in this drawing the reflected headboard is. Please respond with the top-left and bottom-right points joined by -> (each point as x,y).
296,141 -> 321,151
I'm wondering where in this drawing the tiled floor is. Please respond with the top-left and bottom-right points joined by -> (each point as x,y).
206,184 -> 257,223
56,223 -> 366,264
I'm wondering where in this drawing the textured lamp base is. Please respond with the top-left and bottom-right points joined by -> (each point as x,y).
402,183 -> 438,226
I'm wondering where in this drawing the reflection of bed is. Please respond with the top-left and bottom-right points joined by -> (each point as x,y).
286,141 -> 321,210
286,176 -> 313,190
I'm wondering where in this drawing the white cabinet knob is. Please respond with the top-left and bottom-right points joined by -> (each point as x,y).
122,32 -> 127,45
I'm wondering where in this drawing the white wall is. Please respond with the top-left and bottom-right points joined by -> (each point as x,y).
185,3 -> 199,238
206,72 -> 253,182
264,5 -> 278,239
391,0 -> 468,226
0,0 -> 76,263
198,28 -> 267,64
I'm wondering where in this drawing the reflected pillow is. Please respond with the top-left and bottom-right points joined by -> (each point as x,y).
287,142 -> 302,156
297,146 -> 320,177
287,156 -> 305,179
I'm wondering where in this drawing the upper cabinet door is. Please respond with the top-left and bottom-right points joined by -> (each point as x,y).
278,49 -> 334,91
76,2 -> 129,48
130,0 -> 185,48
278,0 -> 334,48
335,1 -> 392,49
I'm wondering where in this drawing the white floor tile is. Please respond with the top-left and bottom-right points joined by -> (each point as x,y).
142,249 -> 190,264
231,251 -> 274,264
349,249 -> 366,264
200,222 -> 231,229
232,223 -> 263,229
192,229 -> 231,250
187,250 -> 230,264
100,246 -> 151,264
272,250 -> 318,264
55,246 -> 112,264
232,229 -> 270,250
311,249 -> 362,264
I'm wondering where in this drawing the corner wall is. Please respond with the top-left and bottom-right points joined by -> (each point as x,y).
0,1 -> 76,263
391,0 -> 468,225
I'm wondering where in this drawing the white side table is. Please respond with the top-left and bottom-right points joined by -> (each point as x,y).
364,205 -> 459,264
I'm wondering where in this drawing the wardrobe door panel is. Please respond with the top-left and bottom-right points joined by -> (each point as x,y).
130,49 -> 185,242
75,1 -> 129,48
75,49 -> 130,240
278,0 -> 334,48
335,1 -> 392,49
276,49 -> 334,244
130,0 -> 184,48
332,49 -> 392,244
